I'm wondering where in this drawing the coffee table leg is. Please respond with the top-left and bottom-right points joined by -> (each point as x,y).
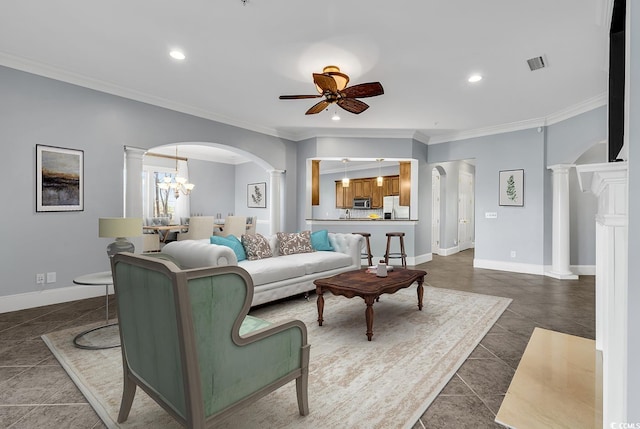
316,287 -> 324,326
416,276 -> 424,311
364,296 -> 376,341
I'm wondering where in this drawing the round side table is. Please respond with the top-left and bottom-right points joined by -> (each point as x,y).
72,271 -> 120,350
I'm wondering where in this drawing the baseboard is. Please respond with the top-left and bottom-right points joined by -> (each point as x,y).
570,265 -> 595,276
361,253 -> 431,267
439,246 -> 460,256
413,253 -> 433,266
473,259 -> 545,276
0,285 -> 112,314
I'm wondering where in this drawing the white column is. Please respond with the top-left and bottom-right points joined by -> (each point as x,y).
269,170 -> 285,234
124,146 -> 146,252
576,162 -> 628,426
546,164 -> 578,279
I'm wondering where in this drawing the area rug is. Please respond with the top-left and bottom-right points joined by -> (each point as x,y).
42,286 -> 511,429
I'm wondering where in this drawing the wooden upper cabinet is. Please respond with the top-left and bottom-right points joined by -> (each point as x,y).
337,174 -> 401,208
335,180 -> 353,208
383,176 -> 399,196
352,179 -> 365,198
371,178 -> 383,208
335,181 -> 344,208
312,160 -> 320,206
399,161 -> 411,206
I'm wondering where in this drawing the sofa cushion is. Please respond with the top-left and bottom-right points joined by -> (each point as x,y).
242,233 -> 273,260
277,231 -> 313,255
278,251 -> 353,275
210,235 -> 246,261
238,257 -> 306,286
311,229 -> 334,251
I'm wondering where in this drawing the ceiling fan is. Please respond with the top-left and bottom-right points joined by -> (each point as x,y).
279,65 -> 384,115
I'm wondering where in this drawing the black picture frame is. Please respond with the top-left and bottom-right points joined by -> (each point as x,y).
247,182 -> 267,208
36,144 -> 84,212
499,169 -> 524,207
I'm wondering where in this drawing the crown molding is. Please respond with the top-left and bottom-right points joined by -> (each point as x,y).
428,93 -> 608,145
0,53 -> 300,141
545,93 -> 607,125
1,53 -> 607,146
427,117 -> 547,145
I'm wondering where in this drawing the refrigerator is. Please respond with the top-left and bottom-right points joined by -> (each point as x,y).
383,196 -> 410,219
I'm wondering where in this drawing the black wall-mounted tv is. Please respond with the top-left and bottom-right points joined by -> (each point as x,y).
609,0 -> 626,162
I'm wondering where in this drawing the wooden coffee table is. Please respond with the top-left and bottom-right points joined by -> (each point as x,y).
313,268 -> 427,341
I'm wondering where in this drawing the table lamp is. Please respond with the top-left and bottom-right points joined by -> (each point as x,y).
98,217 -> 143,258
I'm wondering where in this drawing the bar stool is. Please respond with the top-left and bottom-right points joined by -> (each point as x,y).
352,232 -> 373,266
384,232 -> 407,268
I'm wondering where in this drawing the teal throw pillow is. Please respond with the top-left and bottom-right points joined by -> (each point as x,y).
311,229 -> 334,251
210,235 -> 246,261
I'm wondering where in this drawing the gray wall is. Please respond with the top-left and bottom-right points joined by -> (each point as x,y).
428,128 -> 546,265
1,65 -> 296,298
188,159 -> 236,216
234,162 -> 270,224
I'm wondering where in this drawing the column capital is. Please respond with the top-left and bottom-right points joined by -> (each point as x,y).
547,163 -> 575,172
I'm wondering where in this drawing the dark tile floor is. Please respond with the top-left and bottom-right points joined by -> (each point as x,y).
0,249 -> 594,428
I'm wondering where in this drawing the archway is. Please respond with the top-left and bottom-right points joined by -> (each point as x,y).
125,142 -> 284,238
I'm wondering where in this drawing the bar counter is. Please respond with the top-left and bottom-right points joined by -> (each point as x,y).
305,219 -> 423,266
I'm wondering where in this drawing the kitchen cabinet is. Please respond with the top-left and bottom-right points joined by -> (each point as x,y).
335,181 -> 353,208
371,179 -> 383,208
352,179 -> 372,198
399,161 -> 411,206
383,176 -> 399,196
337,175 -> 398,208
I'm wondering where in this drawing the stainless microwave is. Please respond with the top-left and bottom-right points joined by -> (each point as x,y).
353,198 -> 371,209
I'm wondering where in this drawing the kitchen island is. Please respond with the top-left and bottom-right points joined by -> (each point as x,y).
306,219 -> 426,266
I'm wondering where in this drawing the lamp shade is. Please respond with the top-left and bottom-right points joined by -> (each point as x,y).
99,218 -> 142,238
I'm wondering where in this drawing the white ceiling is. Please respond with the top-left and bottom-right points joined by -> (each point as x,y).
0,1 -> 610,147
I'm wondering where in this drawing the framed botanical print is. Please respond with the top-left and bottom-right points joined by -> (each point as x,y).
247,182 -> 267,208
499,169 -> 524,207
36,145 -> 84,212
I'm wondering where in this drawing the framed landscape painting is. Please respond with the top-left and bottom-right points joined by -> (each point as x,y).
36,145 -> 84,212
499,169 -> 524,207
247,182 -> 267,208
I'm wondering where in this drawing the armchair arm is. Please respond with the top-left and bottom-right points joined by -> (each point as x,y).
328,232 -> 364,266
162,239 -> 237,269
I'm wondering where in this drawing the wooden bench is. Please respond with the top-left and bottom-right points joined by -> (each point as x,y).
495,327 -> 602,428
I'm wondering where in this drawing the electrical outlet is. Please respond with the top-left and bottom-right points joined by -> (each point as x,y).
46,272 -> 56,284
36,273 -> 45,284
510,250 -> 516,258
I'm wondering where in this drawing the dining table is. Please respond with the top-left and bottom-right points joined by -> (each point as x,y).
143,224 -> 188,242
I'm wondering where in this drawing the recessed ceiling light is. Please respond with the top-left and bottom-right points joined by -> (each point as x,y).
468,74 -> 482,83
331,112 -> 341,121
169,50 -> 186,60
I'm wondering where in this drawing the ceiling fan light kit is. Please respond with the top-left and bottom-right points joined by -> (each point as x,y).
280,65 -> 384,116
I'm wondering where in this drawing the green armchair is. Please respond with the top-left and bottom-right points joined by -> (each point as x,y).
111,253 -> 310,427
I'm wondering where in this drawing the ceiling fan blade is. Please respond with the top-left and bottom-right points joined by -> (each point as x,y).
305,100 -> 331,115
279,94 -> 322,99
313,73 -> 337,93
340,82 -> 384,98
337,98 -> 369,114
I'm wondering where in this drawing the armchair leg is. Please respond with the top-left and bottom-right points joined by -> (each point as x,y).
117,374 -> 137,423
296,372 -> 309,416
296,343 -> 310,416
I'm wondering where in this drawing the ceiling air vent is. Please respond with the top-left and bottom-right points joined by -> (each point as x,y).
527,56 -> 546,71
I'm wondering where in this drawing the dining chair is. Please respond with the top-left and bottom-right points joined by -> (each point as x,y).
245,216 -> 257,235
216,216 -> 249,238
177,216 -> 215,241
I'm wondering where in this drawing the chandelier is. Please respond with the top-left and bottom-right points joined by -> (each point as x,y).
157,146 -> 194,198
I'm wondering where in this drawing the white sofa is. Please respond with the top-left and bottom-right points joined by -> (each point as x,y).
161,232 -> 364,306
